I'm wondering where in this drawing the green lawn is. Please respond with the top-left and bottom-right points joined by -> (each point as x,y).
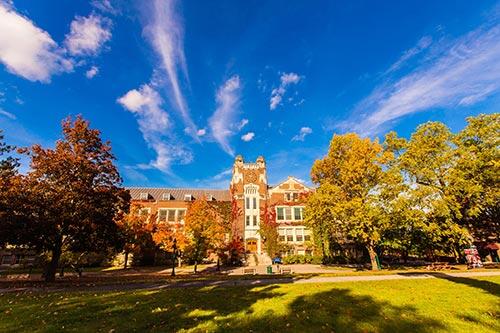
1,276 -> 499,332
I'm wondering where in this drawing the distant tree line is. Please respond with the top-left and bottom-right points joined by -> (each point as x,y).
305,113 -> 499,269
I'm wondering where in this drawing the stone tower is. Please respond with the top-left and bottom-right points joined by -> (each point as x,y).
230,155 -> 268,254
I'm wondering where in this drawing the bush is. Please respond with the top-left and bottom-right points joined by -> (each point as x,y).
282,254 -> 323,265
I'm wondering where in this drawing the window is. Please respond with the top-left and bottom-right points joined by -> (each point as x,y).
246,215 -> 250,226
184,194 -> 193,201
277,207 -> 284,220
285,192 -> 292,201
296,228 -> 304,242
285,207 -> 292,220
286,228 -> 293,242
253,197 -> 257,209
139,192 -> 149,200
1,255 -> 12,265
294,207 -> 302,220
162,193 -> 172,200
304,230 -> 311,242
158,209 -> 168,222
177,209 -> 186,222
245,197 -> 250,209
253,215 -> 258,226
293,193 -> 299,201
167,209 -> 176,222
278,228 -> 285,242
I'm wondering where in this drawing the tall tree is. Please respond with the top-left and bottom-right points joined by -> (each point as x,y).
452,114 -> 500,242
8,116 -> 130,281
307,133 -> 389,270
184,197 -> 225,273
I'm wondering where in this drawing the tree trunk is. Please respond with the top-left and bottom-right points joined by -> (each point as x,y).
217,257 -> 220,271
194,260 -> 198,273
124,251 -> 129,269
367,245 -> 380,271
178,257 -> 182,267
45,244 -> 62,282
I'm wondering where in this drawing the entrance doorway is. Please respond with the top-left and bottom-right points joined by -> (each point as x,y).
246,239 -> 258,253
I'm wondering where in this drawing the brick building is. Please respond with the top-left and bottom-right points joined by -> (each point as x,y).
128,155 -> 313,260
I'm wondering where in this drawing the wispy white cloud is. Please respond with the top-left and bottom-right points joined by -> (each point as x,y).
291,127 -> 312,141
117,84 -> 192,173
143,0 -> 198,137
0,2 -> 73,82
343,20 -> 500,135
241,132 -> 255,142
0,108 -> 15,120
270,72 -> 303,110
385,36 -> 433,74
64,14 -> 112,57
194,168 -> 233,189
208,75 -> 242,156
85,65 -> 99,79
236,118 -> 249,130
91,0 -> 118,15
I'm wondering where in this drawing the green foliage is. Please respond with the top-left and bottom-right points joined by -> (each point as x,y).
282,254 -> 322,264
307,114 -> 499,266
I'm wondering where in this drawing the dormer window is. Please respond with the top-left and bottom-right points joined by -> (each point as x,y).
284,192 -> 299,202
184,194 -> 193,201
207,194 -> 215,201
139,192 -> 149,200
162,193 -> 173,201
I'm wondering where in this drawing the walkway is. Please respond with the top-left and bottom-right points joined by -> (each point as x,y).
1,271 -> 499,294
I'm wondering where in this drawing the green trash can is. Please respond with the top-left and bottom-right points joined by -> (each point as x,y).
266,265 -> 273,274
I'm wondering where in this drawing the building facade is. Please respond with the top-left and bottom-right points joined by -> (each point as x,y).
128,155 -> 313,258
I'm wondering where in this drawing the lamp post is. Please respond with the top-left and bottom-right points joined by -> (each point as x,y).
171,238 -> 177,276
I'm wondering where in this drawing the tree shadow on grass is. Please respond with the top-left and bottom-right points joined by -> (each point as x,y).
217,288 -> 445,333
397,272 -> 500,296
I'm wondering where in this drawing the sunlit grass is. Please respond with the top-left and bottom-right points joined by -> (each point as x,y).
1,275 -> 499,332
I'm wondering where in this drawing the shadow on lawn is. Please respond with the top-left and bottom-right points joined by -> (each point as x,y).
121,285 -> 443,332
212,288 -> 445,333
397,272 -> 500,296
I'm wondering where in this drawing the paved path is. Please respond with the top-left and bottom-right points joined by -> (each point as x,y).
1,271 -> 499,294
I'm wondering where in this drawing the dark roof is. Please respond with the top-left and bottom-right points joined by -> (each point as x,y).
127,187 -> 231,201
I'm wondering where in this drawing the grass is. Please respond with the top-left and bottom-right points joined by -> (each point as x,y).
1,275 -> 499,332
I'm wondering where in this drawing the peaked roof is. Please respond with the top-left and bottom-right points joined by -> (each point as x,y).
269,176 -> 312,191
127,187 -> 231,201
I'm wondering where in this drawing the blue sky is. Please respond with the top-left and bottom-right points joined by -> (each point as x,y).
0,0 -> 499,188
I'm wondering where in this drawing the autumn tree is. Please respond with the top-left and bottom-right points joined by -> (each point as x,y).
184,197 -> 226,273
152,213 -> 189,271
259,202 -> 281,258
306,133 -> 390,270
3,116 -> 130,281
117,204 -> 155,269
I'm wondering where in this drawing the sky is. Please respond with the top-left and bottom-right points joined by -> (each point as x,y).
0,0 -> 499,188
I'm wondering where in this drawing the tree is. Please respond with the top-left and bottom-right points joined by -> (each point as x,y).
452,114 -> 500,242
397,122 -> 471,258
307,133 -> 389,270
117,204 -> 154,269
4,116 -> 130,281
259,202 -> 281,258
152,214 -> 189,272
0,129 -> 19,178
184,197 -> 226,273
0,130 -> 21,248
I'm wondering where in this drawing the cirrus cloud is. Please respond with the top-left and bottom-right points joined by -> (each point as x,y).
117,84 -> 192,173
